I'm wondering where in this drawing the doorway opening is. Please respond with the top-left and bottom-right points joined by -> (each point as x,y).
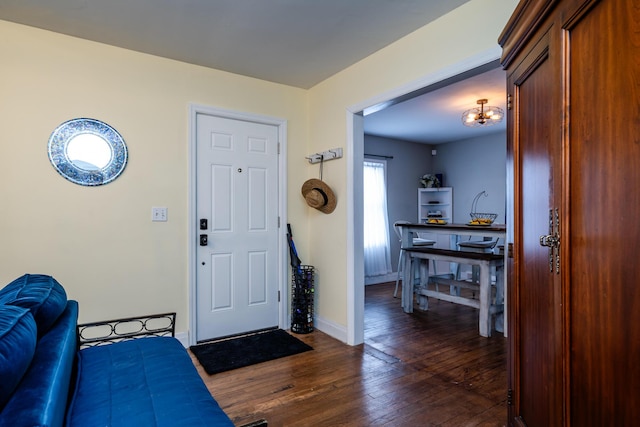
347,56 -> 504,345
352,55 -> 508,424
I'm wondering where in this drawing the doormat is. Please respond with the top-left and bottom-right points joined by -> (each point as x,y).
190,329 -> 313,375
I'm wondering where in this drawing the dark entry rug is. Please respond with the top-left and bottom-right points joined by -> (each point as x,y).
190,329 -> 313,375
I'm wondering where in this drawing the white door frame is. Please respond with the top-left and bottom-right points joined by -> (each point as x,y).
188,103 -> 288,346
346,48 -> 502,345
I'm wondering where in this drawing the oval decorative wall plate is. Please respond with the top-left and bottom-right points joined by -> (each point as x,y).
48,118 -> 128,186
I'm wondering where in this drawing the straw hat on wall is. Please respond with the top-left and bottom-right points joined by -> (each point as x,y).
301,178 -> 337,214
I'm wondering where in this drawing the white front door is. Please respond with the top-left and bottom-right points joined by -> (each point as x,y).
196,113 -> 280,341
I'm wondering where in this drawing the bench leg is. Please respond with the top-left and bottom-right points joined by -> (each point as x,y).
417,293 -> 429,310
417,259 -> 430,311
494,264 -> 505,335
479,261 -> 491,337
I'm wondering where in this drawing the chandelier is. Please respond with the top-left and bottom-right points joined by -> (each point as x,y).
462,99 -> 503,127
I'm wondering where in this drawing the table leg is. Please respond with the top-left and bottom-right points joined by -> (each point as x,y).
402,250 -> 414,313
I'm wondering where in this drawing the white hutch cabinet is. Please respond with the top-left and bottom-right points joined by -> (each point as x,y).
417,187 -> 453,274
417,187 -> 453,224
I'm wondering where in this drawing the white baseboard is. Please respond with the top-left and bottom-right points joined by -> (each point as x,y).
175,331 -> 189,347
365,272 -> 396,285
313,315 -> 348,343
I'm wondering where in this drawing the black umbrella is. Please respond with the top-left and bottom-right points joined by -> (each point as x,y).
286,223 -> 302,272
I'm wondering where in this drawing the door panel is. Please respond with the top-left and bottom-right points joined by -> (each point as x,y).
248,167 -> 268,230
567,0 -> 640,422
508,30 -> 563,426
248,251 -> 267,304
502,0 -> 640,424
196,113 -> 279,341
212,165 -> 233,231
211,253 -> 232,310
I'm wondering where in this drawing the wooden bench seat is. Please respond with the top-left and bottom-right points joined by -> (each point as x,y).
402,246 -> 503,262
401,246 -> 504,337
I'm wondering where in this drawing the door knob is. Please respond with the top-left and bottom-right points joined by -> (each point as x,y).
199,234 -> 208,246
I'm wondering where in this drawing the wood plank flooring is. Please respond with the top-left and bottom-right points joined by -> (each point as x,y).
190,282 -> 507,426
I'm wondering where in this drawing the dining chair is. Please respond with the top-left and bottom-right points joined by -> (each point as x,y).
393,220 -> 436,298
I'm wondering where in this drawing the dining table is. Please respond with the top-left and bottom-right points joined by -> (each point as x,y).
398,222 -> 507,337
399,222 -> 507,247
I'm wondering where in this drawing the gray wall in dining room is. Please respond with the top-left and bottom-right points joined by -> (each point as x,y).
364,131 -> 506,283
431,132 -> 506,225
364,134 -> 435,279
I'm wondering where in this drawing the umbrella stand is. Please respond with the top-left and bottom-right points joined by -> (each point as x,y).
287,224 -> 314,334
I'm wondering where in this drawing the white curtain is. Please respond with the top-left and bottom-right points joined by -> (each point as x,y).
363,160 -> 392,277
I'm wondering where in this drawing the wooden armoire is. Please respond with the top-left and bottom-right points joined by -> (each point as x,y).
499,0 -> 639,425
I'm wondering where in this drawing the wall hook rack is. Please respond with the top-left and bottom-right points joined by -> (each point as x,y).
306,147 -> 343,164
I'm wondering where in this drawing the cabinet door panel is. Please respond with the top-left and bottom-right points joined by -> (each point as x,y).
567,0 -> 640,423
508,30 -> 563,426
503,0 -> 640,425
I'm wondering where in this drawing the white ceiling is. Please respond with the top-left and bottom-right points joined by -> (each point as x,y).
0,0 -> 506,143
364,66 -> 507,144
0,0 -> 470,89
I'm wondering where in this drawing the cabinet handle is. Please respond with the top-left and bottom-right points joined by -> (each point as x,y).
539,234 -> 559,248
539,208 -> 560,273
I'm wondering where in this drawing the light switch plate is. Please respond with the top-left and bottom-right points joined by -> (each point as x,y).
152,207 -> 168,222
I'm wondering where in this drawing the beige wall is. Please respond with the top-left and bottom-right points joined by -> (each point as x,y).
0,20 -> 308,333
305,0 -> 518,330
1,0 -> 518,341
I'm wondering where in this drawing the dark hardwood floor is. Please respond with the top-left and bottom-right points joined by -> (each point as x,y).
191,282 -> 507,426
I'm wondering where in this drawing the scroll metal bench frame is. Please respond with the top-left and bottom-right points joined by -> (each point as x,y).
77,312 -> 177,349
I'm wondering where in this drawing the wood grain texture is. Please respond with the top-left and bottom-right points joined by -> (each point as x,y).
507,25 -> 564,425
190,283 -> 507,426
567,0 -> 640,423
502,0 -> 640,424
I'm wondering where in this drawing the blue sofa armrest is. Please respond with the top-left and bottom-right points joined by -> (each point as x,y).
0,301 -> 78,427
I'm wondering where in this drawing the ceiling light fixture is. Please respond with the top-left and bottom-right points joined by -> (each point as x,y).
462,99 -> 503,127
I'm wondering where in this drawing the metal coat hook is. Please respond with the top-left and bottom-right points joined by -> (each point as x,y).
306,147 -> 343,164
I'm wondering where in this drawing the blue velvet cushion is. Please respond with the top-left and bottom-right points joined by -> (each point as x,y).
67,337 -> 235,427
0,274 -> 67,336
0,305 -> 37,410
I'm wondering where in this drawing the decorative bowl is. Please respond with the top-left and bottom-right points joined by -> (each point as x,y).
469,212 -> 497,225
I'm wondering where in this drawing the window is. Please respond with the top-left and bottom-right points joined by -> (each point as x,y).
363,160 -> 392,277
